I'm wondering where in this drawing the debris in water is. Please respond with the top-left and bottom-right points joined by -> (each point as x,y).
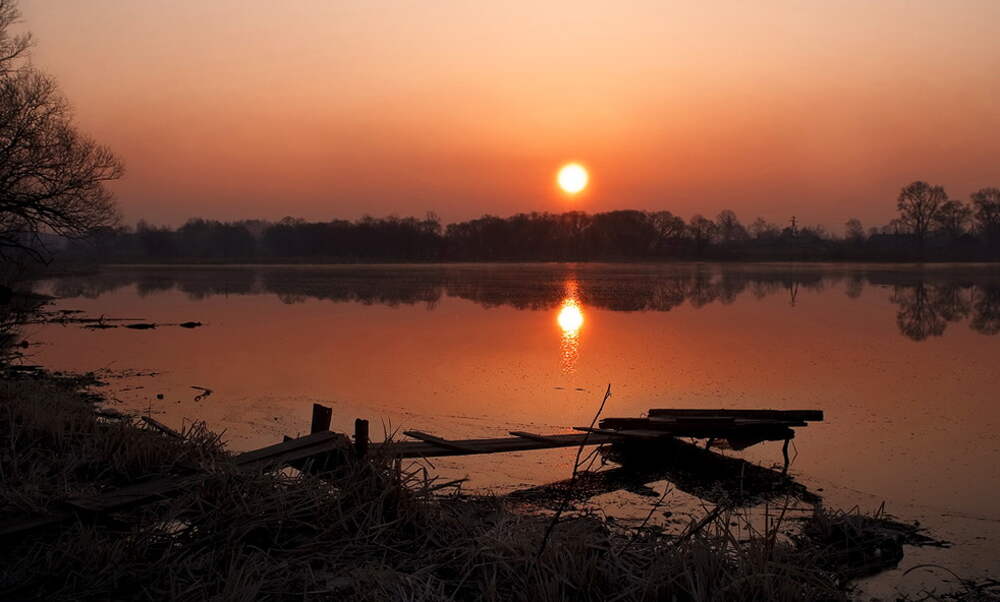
125,323 -> 157,330
191,386 -> 212,401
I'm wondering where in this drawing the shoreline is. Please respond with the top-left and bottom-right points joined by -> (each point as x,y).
1,363 -> 985,600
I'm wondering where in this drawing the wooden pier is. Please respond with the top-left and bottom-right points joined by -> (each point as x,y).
0,405 -> 821,539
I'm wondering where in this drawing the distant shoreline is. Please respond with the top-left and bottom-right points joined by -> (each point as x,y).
66,258 -> 1000,268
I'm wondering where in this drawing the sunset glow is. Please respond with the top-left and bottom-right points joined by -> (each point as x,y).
557,163 -> 589,195
9,0 -> 1000,592
18,1 -> 1000,226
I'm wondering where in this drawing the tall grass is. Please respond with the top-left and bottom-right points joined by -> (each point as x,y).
0,374 -> 859,601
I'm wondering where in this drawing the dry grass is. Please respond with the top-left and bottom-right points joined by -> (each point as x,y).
0,373 -> 871,601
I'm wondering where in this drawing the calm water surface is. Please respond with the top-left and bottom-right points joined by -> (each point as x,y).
28,263 -> 1000,587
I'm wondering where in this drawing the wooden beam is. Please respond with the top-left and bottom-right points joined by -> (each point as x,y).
403,430 -> 479,453
235,430 -> 342,469
508,431 -> 566,446
573,427 -> 671,440
647,409 -> 823,422
599,417 -> 806,433
379,432 -> 618,458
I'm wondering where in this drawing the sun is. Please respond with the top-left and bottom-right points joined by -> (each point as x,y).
557,163 -> 588,195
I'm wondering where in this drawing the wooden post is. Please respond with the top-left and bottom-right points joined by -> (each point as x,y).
354,418 -> 369,457
310,403 -> 332,434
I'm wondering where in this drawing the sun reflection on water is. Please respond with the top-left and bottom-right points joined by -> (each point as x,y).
557,281 -> 584,374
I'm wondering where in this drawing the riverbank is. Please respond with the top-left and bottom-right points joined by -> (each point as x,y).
2,367 -> 974,601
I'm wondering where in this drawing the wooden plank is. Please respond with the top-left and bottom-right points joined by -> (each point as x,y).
508,431 -> 567,446
647,409 -> 824,422
0,430 -> 618,539
235,430 -> 341,468
403,430 -> 479,453
599,416 -> 806,433
378,432 -> 618,458
573,427 -> 671,440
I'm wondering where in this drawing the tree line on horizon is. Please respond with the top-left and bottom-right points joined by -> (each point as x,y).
65,181 -> 1000,263
4,0 -> 1000,271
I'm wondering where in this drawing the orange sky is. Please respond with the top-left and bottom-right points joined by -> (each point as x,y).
18,0 -> 1000,229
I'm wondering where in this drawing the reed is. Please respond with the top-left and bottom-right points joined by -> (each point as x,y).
0,372 -> 931,601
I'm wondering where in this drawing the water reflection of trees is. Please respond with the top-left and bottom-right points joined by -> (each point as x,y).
41,265 -> 1000,342
881,275 -> 999,341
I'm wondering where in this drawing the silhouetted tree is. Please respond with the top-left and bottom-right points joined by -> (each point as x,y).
135,220 -> 177,258
715,210 -> 748,245
749,217 -> 780,241
687,214 -> 716,255
971,187 -> 1000,247
648,210 -> 685,254
0,0 -> 122,261
934,200 -> 972,239
844,218 -> 865,242
896,181 -> 947,250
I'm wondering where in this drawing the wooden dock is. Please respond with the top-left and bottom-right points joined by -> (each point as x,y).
0,406 -> 821,539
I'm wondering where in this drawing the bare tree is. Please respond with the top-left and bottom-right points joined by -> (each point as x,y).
844,217 -> 865,243
687,214 -> 716,254
971,187 -> 1000,244
0,0 -> 122,261
715,209 -> 748,244
749,217 -> 779,240
896,181 -> 946,248
934,199 -> 972,239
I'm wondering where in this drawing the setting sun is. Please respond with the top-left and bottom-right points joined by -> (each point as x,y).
557,163 -> 588,195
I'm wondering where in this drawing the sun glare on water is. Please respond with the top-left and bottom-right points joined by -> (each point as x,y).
557,285 -> 584,374
557,163 -> 588,195
557,302 -> 584,333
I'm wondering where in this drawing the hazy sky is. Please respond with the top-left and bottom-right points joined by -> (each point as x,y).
18,0 -> 1000,229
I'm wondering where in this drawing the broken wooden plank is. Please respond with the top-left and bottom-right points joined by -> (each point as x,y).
403,430 -> 479,453
647,409 -> 823,421
141,416 -> 183,440
0,430 -> 619,539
